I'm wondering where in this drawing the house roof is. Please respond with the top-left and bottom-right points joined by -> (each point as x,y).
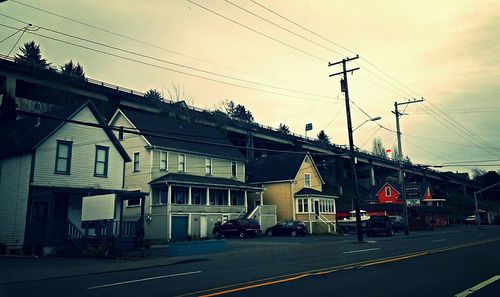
294,187 -> 337,198
246,153 -> 310,183
150,173 -> 263,191
114,108 -> 246,161
0,101 -> 130,161
370,182 -> 433,200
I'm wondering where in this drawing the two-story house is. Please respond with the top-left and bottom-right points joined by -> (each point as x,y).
109,108 -> 264,242
0,102 -> 146,255
246,153 -> 337,234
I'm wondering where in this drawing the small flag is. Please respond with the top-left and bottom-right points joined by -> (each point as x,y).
385,149 -> 392,153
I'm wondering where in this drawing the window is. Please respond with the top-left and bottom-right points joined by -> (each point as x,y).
178,154 -> 186,172
93,146 -> 109,177
205,158 -> 212,175
385,186 -> 391,197
152,188 -> 168,205
171,186 -> 188,204
304,173 -> 311,188
209,189 -> 228,206
192,188 -> 207,205
231,190 -> 245,205
128,198 -> 141,207
133,152 -> 140,172
55,140 -> 72,174
319,199 -> 335,214
160,151 -> 168,171
231,161 -> 237,178
297,198 -> 310,213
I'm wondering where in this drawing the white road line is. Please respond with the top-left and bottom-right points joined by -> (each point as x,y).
455,275 -> 500,297
343,248 -> 380,254
87,270 -> 202,290
432,239 -> 446,242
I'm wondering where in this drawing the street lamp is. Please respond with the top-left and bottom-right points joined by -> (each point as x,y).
352,116 -> 382,132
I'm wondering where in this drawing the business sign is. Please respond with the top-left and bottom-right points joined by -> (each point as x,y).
81,194 -> 116,221
407,198 -> 421,206
406,186 -> 421,200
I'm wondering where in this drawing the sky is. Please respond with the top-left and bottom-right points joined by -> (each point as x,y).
0,0 -> 499,175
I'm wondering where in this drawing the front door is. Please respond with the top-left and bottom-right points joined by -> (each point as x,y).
28,195 -> 51,243
200,216 -> 207,238
314,200 -> 320,218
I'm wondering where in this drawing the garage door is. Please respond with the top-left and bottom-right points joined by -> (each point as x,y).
171,215 -> 189,241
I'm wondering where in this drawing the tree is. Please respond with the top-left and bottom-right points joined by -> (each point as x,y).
144,89 -> 164,101
166,83 -> 193,104
277,123 -> 290,134
371,137 -> 387,158
61,60 -> 85,78
317,130 -> 330,143
223,100 -> 254,122
390,146 -> 400,161
14,41 -> 51,68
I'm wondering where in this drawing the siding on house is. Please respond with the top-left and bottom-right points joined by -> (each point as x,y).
0,154 -> 32,248
32,106 -> 125,190
293,155 -> 323,194
261,182 -> 294,221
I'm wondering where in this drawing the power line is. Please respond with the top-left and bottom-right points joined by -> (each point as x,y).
186,0 -> 327,62
0,23 -> 334,104
0,17 -> 337,102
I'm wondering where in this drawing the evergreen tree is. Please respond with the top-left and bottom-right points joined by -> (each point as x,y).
317,130 -> 330,143
61,60 -> 85,78
14,41 -> 51,68
277,123 -> 290,134
372,137 -> 387,158
144,89 -> 164,101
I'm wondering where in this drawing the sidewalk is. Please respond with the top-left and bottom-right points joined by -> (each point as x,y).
1,225 -> 496,284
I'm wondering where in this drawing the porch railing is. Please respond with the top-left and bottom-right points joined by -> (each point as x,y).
315,213 -> 337,233
67,220 -> 85,250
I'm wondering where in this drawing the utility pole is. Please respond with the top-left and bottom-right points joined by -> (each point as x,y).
329,56 -> 363,242
474,181 -> 500,230
393,99 -> 423,235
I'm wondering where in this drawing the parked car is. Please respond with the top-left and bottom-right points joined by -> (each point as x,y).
366,216 -> 394,237
213,219 -> 261,239
265,220 -> 308,237
389,216 -> 404,232
465,215 -> 477,225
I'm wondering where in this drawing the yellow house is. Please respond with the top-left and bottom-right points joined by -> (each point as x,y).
247,153 -> 337,234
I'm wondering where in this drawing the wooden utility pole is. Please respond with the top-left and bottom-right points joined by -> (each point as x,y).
329,56 -> 363,242
393,99 -> 423,235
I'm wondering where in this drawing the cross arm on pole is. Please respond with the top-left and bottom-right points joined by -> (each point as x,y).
329,67 -> 360,77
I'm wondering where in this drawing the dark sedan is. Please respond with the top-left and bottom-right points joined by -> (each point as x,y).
265,220 -> 308,237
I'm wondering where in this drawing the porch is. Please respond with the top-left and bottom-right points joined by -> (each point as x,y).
25,186 -> 147,255
294,188 -> 338,234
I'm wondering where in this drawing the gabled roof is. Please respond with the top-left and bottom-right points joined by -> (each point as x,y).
373,182 -> 401,197
246,153 -> 305,183
370,182 -> 432,200
0,101 -> 130,161
112,108 -> 245,161
246,153 -> 323,184
149,173 -> 262,191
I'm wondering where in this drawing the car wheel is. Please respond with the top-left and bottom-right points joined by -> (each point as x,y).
291,230 -> 297,237
266,230 -> 273,237
238,231 -> 246,239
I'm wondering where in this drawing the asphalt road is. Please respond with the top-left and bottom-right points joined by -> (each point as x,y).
1,227 -> 499,297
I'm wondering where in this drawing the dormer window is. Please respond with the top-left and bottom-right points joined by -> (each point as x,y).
385,186 -> 391,197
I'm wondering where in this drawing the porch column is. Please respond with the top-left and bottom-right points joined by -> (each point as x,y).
139,196 -> 145,240
206,188 -> 210,205
244,191 -> 248,208
260,191 -> 263,205
228,189 -> 231,206
188,187 -> 192,205
167,184 -> 172,240
119,199 -> 124,238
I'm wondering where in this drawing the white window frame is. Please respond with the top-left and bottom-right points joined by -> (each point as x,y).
304,173 -> 311,188
385,186 -> 391,197
178,153 -> 186,172
160,151 -> 168,171
231,161 -> 237,178
133,151 -> 140,172
296,198 -> 310,214
205,157 -> 212,175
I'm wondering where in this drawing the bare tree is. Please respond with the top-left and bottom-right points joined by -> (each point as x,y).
372,137 -> 387,158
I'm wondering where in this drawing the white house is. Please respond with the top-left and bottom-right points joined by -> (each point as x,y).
0,101 -> 146,255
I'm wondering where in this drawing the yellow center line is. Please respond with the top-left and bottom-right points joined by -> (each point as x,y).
179,237 -> 500,297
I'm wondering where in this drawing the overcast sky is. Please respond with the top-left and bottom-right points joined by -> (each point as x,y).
1,0 -> 499,175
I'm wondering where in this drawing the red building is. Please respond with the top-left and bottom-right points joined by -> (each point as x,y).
366,182 -> 450,229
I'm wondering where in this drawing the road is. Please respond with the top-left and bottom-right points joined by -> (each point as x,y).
1,226 -> 499,297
